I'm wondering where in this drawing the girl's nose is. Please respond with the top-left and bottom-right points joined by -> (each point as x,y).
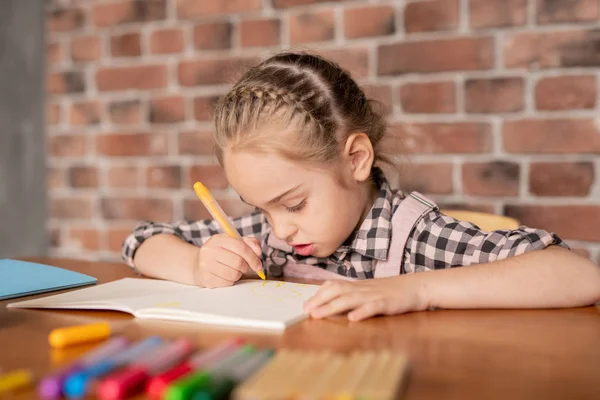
272,218 -> 297,241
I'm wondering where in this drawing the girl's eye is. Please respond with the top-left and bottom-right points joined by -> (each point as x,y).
285,200 -> 306,213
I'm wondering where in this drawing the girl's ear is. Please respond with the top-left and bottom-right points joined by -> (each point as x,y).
343,133 -> 375,182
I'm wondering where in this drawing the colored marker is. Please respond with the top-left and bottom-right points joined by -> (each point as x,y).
63,336 -> 162,399
165,344 -> 255,400
0,369 -> 34,394
192,349 -> 275,400
193,181 -> 266,280
145,338 -> 244,399
39,336 -> 129,399
49,322 -> 112,349
97,338 -> 194,400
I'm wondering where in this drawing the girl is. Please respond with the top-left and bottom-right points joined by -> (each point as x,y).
123,52 -> 600,322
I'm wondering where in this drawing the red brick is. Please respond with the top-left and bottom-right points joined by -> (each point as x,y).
529,162 -> 594,197
404,0 -> 459,33
503,29 -> 600,69
47,103 -> 62,126
70,35 -> 102,62
193,96 -> 220,121
107,227 -> 136,253
48,167 -> 65,189
465,78 -> 524,113
319,48 -> 370,79
47,42 -> 63,65
48,135 -> 87,157
240,19 -> 281,48
97,65 -> 168,91
176,0 -> 261,17
273,0 -> 349,7
503,119 -> 600,154
184,198 -> 254,220
108,100 -> 144,125
399,81 -> 456,114
68,166 -> 99,188
290,10 -> 335,44
537,0 -> 599,24
66,228 -> 100,251
93,0 -> 167,27
96,133 -> 168,157
390,123 -> 492,154
111,32 -> 141,57
108,166 -> 141,188
47,71 -> 85,94
504,205 -> 600,241
193,22 -> 232,50
147,165 -> 182,188
101,197 -> 173,221
51,197 -> 94,219
462,162 -> 520,196
47,8 -> 85,32
344,6 -> 395,39
179,57 -> 259,86
150,96 -> 186,123
362,84 -> 393,115
378,37 -> 494,75
469,0 -> 527,29
188,165 -> 229,189
69,101 -> 102,126
150,28 -> 185,54
398,163 -> 454,195
178,130 -> 216,155
535,75 -> 596,110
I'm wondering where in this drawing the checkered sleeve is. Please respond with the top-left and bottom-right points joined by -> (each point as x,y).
404,210 -> 569,272
121,209 -> 267,268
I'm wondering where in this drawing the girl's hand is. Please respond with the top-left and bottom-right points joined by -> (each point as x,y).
193,234 -> 263,288
303,275 -> 430,321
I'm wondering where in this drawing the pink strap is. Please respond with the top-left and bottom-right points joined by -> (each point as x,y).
374,192 -> 436,278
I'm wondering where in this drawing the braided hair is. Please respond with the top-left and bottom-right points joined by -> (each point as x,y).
213,52 -> 390,168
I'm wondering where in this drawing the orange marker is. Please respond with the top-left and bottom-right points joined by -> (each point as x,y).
193,182 -> 266,280
48,322 -> 111,348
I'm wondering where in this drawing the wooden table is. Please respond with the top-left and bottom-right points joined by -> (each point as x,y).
1,258 -> 600,400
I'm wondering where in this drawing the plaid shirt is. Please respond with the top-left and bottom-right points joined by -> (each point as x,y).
122,169 -> 568,279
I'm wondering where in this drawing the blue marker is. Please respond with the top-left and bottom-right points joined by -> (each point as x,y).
63,336 -> 162,398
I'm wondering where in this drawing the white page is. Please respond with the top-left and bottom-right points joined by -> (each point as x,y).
8,278 -> 322,331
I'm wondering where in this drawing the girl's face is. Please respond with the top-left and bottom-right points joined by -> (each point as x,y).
223,151 -> 371,258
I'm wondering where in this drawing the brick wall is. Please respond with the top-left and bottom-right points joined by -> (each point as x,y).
46,0 -> 600,264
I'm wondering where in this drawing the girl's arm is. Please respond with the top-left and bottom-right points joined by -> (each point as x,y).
424,246 -> 600,309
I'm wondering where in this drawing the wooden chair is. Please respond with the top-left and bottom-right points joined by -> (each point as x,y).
440,209 -> 521,231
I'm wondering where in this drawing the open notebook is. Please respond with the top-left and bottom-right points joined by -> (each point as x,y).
7,278 -> 321,331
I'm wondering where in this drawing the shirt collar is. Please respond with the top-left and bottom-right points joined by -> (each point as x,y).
338,168 -> 395,261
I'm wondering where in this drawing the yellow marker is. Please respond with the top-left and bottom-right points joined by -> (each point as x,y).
193,181 -> 266,280
0,369 -> 34,393
48,322 -> 111,348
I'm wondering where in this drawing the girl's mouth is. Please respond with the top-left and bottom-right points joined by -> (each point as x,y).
292,243 -> 314,256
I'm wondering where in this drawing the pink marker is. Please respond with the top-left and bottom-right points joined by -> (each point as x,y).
145,337 -> 244,399
39,336 -> 129,399
97,338 -> 193,400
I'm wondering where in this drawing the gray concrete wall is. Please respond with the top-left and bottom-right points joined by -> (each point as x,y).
0,1 -> 47,257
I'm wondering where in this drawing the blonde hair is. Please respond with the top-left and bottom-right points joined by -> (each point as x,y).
213,52 -> 391,169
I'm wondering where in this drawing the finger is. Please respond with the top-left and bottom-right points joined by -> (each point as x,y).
347,300 -> 387,321
303,281 -> 349,312
242,237 -> 262,257
213,261 -> 244,282
203,272 -> 236,289
310,292 -> 364,319
220,239 -> 263,275
215,250 -> 251,275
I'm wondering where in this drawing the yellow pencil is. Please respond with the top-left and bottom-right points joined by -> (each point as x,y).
193,181 -> 266,280
0,369 -> 34,394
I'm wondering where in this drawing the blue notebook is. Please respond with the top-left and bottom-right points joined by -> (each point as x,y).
0,259 -> 97,301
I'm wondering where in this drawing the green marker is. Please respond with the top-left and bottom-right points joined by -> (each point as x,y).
192,349 -> 275,400
165,345 -> 255,400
